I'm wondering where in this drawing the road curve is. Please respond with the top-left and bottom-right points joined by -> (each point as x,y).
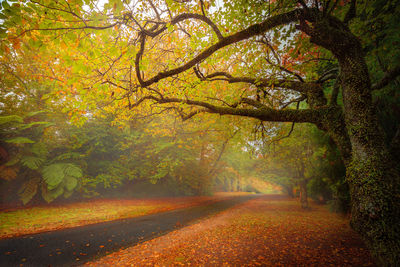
0,194 -> 258,266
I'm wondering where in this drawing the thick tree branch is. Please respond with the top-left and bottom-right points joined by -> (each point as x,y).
137,9 -> 307,87
129,94 -> 323,124
143,13 -> 223,40
390,125 -> 400,160
196,70 -> 322,93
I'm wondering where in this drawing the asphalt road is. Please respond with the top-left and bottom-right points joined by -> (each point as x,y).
0,194 -> 257,266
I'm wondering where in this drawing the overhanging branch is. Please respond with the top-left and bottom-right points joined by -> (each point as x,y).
136,8 -> 307,87
129,94 -> 323,124
195,69 -> 322,93
372,66 -> 400,91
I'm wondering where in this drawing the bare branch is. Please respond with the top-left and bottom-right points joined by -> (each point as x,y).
327,0 -> 339,15
198,70 -> 322,93
208,129 -> 239,176
372,65 -> 400,91
318,67 -> 338,83
264,56 -> 305,82
147,0 -> 161,21
297,0 -> 308,9
199,0 -> 207,17
101,80 -> 129,91
343,0 -> 356,24
330,76 -> 341,105
1,63 -> 29,92
137,9 -> 307,88
280,96 -> 306,109
323,0 -> 332,16
273,122 -> 296,142
143,13 -> 223,40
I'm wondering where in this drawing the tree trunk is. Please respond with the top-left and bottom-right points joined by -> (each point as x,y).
284,184 -> 294,198
339,43 -> 400,267
304,17 -> 400,265
299,179 -> 309,209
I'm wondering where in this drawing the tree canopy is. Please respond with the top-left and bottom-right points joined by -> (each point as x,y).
1,0 -> 400,265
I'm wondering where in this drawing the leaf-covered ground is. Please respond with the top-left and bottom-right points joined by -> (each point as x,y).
85,195 -> 375,266
0,193 -> 245,239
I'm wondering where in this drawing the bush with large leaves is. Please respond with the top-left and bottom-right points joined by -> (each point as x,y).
1,112 -> 83,204
41,163 -> 82,202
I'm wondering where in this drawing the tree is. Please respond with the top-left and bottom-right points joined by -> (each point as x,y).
255,124 -> 327,209
1,0 -> 399,264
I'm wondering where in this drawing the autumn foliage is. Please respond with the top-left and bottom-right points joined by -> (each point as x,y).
0,194 -> 240,239
85,196 -> 375,266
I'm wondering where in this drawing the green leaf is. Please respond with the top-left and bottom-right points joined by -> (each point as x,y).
5,155 -> 21,166
63,189 -> 74,198
18,177 -> 40,205
64,163 -> 83,178
64,175 -> 78,191
20,121 -> 54,130
53,152 -> 83,161
42,163 -> 65,190
31,142 -> 48,157
21,156 -> 45,170
25,110 -> 46,117
5,137 -> 35,144
0,115 -> 23,125
41,183 -> 64,203
42,163 -> 82,191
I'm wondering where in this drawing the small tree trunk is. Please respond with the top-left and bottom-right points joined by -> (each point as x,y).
299,179 -> 309,209
284,184 -> 294,198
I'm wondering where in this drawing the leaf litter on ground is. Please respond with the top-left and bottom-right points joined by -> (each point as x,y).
0,192 -> 247,238
84,195 -> 375,266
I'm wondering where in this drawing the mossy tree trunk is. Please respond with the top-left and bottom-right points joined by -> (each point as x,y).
340,51 -> 400,267
304,16 -> 400,266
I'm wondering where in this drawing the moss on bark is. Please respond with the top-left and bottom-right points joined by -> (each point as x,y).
347,156 -> 400,266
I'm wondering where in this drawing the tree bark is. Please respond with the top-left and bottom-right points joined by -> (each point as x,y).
305,17 -> 400,266
340,53 -> 400,266
299,179 -> 309,209
284,184 -> 294,198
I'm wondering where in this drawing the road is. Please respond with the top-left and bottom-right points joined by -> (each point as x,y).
0,194 -> 257,266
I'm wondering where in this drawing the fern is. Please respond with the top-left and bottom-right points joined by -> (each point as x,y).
64,175 -> 78,191
20,121 -> 54,130
18,177 -> 40,205
64,163 -> 83,178
63,189 -> 74,198
42,163 -> 82,191
5,137 -> 35,144
30,142 -> 48,157
21,156 -> 45,170
5,156 -> 21,166
52,152 -> 82,161
42,163 -> 65,190
26,110 -> 46,117
0,115 -> 23,125
41,183 -> 64,203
